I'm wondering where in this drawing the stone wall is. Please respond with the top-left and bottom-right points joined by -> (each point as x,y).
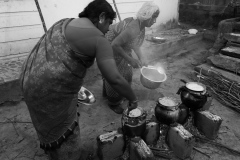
179,0 -> 240,28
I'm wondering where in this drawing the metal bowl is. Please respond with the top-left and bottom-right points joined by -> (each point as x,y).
140,66 -> 167,89
78,86 -> 96,105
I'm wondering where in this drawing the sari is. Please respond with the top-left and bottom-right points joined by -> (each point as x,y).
20,18 -> 95,159
103,18 -> 145,105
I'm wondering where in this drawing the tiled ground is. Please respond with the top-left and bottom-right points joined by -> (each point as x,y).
0,56 -> 26,84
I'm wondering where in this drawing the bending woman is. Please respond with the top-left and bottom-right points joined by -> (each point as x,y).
20,0 -> 137,159
103,2 -> 159,114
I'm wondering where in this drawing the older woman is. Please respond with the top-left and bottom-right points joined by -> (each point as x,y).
20,0 -> 138,159
103,2 -> 160,114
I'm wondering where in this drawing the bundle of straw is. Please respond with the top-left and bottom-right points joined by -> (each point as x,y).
193,67 -> 240,114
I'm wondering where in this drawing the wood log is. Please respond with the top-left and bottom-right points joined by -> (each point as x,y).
207,55 -> 240,75
224,33 -> 240,44
226,41 -> 240,48
194,63 -> 240,84
221,46 -> 240,59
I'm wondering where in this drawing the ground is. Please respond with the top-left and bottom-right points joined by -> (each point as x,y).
1,35 -> 240,160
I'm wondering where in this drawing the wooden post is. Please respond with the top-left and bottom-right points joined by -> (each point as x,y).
112,0 -> 121,21
34,0 -> 47,33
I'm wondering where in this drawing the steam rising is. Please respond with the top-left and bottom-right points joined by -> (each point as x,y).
148,62 -> 166,74
139,45 -> 167,75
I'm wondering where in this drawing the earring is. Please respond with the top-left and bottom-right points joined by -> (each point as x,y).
99,20 -> 103,24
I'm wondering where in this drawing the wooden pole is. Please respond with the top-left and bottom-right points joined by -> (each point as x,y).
34,0 -> 47,33
112,0 -> 121,21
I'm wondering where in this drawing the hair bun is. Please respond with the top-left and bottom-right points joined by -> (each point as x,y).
78,11 -> 87,18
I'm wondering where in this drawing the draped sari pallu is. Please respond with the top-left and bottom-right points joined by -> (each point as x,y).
20,18 -> 95,155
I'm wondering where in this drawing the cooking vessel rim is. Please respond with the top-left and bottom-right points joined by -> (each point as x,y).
180,79 -> 206,93
140,66 -> 167,83
185,82 -> 206,92
158,97 -> 180,110
123,107 -> 144,118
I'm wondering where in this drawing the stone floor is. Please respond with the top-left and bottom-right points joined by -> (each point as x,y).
1,38 -> 240,160
2,25 -> 239,160
0,56 -> 26,84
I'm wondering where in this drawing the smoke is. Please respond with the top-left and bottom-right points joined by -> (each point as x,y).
150,62 -> 167,74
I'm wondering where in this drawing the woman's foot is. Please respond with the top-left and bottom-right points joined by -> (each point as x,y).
108,99 -> 125,114
109,104 -> 124,114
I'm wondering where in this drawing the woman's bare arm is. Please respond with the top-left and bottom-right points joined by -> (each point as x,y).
111,27 -> 142,68
97,58 -> 137,102
95,37 -> 138,103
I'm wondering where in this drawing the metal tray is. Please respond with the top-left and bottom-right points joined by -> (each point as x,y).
78,86 -> 96,105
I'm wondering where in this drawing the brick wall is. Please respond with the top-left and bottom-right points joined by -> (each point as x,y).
0,0 -> 44,59
179,0 -> 240,28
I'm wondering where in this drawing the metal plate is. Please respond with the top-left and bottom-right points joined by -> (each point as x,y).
78,86 -> 96,105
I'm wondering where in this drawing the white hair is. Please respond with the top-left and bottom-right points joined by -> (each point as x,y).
134,1 -> 159,21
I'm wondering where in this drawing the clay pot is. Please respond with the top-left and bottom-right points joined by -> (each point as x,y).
177,104 -> 190,125
122,107 -> 147,138
177,79 -> 210,111
155,97 -> 180,125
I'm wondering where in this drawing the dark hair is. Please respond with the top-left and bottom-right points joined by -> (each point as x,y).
79,0 -> 116,22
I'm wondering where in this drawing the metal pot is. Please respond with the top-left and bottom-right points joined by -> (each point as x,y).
122,107 -> 147,138
177,103 -> 190,125
155,97 -> 180,125
140,66 -> 167,89
177,79 -> 210,111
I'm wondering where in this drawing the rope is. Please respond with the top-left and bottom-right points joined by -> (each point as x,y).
228,82 -> 234,94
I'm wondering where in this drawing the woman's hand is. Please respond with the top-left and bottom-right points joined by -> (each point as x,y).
128,100 -> 138,111
141,60 -> 148,67
128,58 -> 142,68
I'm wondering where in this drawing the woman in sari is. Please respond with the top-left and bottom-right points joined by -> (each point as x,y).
103,2 -> 160,114
20,0 -> 138,159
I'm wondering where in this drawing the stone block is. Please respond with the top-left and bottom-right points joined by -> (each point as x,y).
194,110 -> 222,140
97,131 -> 125,160
143,122 -> 160,145
166,124 -> 194,159
129,137 -> 154,160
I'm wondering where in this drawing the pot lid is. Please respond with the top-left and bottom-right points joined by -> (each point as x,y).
186,82 -> 205,92
159,97 -> 178,107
